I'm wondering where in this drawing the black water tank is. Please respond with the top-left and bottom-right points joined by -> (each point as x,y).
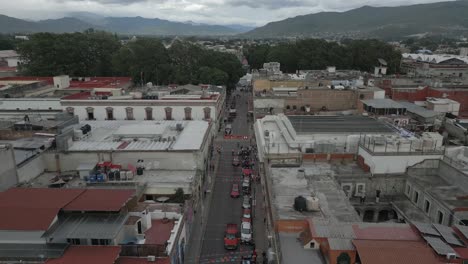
294,196 -> 307,212
136,167 -> 144,176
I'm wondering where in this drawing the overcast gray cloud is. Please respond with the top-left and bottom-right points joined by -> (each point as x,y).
0,0 -> 455,26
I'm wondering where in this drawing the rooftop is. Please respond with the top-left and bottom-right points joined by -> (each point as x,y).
145,219 -> 175,245
279,233 -> 325,264
352,240 -> 440,264
46,213 -> 128,240
63,189 -> 135,212
362,98 -> 405,109
269,163 -> 361,221
398,101 -> 440,119
45,246 -> 121,264
68,120 -> 209,152
0,188 -> 135,231
287,115 -> 395,133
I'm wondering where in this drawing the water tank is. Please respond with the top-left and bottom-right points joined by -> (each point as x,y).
306,197 -> 320,211
294,196 -> 307,212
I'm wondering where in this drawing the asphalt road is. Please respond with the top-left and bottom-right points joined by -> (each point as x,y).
199,90 -> 254,263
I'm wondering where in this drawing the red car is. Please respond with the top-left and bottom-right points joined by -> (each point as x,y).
224,224 -> 239,250
231,184 -> 240,198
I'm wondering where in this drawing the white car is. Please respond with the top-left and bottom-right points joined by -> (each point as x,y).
241,221 -> 252,244
242,195 -> 251,209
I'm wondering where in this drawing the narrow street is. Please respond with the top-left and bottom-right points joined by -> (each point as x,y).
186,88 -> 267,263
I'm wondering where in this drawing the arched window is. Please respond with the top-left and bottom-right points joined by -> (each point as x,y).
165,107 -> 173,120
106,107 -> 114,120
286,105 -> 290,110
145,107 -> 153,120
125,107 -> 134,120
184,107 -> 192,120
203,107 -> 211,120
86,107 -> 95,120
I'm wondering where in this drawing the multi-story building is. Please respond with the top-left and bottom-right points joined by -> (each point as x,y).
400,53 -> 468,78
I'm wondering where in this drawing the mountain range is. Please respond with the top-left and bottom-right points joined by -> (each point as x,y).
1,1 -> 468,38
0,13 -> 249,36
244,0 -> 468,38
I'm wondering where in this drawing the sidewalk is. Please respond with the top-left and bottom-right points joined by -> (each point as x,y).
185,143 -> 221,263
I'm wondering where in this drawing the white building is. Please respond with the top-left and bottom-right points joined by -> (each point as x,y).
0,50 -> 20,67
61,90 -> 224,124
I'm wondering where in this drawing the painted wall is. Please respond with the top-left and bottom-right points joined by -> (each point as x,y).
68,105 -> 217,122
358,147 -> 442,174
17,154 -> 46,183
0,146 -> 17,191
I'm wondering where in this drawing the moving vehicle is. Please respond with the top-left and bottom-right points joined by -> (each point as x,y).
229,108 -> 237,117
225,124 -> 232,135
240,221 -> 252,244
232,156 -> 240,166
231,184 -> 240,198
242,177 -> 250,194
242,195 -> 251,209
224,224 -> 239,250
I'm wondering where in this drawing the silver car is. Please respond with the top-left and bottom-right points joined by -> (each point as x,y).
242,195 -> 251,209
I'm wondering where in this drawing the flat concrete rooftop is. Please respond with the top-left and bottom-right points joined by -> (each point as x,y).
269,162 -> 361,222
287,115 -> 396,133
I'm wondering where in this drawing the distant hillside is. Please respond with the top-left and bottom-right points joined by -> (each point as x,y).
244,0 -> 468,38
0,14 -> 241,36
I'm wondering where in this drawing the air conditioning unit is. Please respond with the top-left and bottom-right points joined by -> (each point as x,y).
147,255 -> 156,262
446,253 -> 456,260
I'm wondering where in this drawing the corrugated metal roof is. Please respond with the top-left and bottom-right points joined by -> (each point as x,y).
288,115 -> 395,133
45,246 -> 121,264
353,223 -> 420,241
353,240 -> 440,264
424,236 -> 457,256
412,222 -> 440,236
433,224 -> 464,246
398,101 -> 440,119
63,189 -> 135,212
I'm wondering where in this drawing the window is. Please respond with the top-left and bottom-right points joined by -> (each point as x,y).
424,200 -> 431,214
437,210 -> 444,224
184,107 -> 192,120
106,107 -> 114,120
99,239 -> 110,245
413,191 -> 419,204
86,107 -> 95,120
125,107 -> 134,120
66,107 -> 74,115
292,105 -> 297,110
203,107 -> 211,120
286,105 -> 290,110
405,184 -> 411,196
91,239 -> 99,245
67,238 -> 81,245
145,107 -> 153,120
355,183 -> 365,196
165,107 -> 173,120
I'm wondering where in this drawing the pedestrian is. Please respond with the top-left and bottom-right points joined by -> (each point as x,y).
263,217 -> 266,223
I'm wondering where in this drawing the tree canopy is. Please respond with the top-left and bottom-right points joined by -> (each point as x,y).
17,32 -> 244,90
244,39 -> 402,74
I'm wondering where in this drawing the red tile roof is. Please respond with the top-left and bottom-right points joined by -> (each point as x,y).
45,246 -> 121,264
63,189 -> 135,212
455,247 -> 468,259
0,188 -> 134,231
353,240 -> 440,264
0,188 -> 84,231
144,219 -> 175,245
352,224 -> 421,241
116,257 -> 170,264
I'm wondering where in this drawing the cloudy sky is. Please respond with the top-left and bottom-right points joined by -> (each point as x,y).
0,0 -> 454,26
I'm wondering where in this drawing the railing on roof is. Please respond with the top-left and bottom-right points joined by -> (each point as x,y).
120,244 -> 167,258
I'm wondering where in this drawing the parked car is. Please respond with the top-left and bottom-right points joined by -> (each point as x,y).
231,184 -> 240,198
243,208 -> 252,219
242,178 -> 250,194
225,124 -> 232,135
224,224 -> 240,250
240,221 -> 252,244
232,156 -> 240,166
242,195 -> 251,209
